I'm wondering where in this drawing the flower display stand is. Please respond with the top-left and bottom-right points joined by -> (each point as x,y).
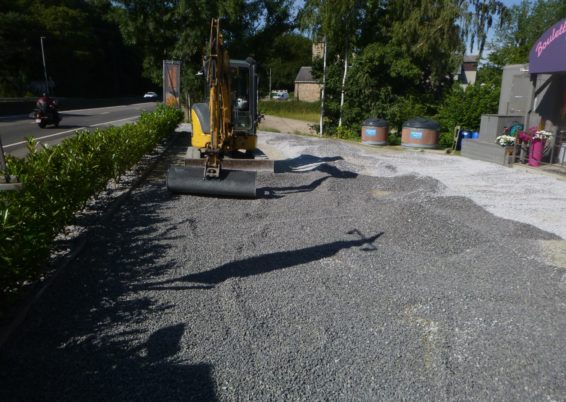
528,139 -> 544,167
504,146 -> 514,165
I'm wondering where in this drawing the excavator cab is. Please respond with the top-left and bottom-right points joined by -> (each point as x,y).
190,58 -> 259,154
231,60 -> 254,130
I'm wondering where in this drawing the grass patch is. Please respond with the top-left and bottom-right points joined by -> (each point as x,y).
260,100 -> 320,122
258,126 -> 281,133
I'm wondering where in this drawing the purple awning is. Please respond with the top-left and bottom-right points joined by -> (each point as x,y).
529,19 -> 566,74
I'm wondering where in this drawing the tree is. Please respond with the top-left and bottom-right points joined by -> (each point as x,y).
0,0 -> 300,98
229,0 -> 296,94
263,34 -> 311,92
435,79 -> 500,134
298,0 -> 508,135
112,0 -> 295,98
458,0 -> 508,57
0,0 -> 38,95
299,0 -> 363,126
314,0 -> 464,132
0,0 -> 149,97
488,0 -> 566,66
112,0 -> 214,88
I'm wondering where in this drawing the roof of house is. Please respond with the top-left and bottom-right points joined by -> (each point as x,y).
295,66 -> 316,83
453,55 -> 480,75
463,55 -> 479,63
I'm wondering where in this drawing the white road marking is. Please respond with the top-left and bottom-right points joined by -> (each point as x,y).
62,103 -> 152,114
4,116 -> 138,149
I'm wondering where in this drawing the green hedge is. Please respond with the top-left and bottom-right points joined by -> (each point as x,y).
0,105 -> 182,301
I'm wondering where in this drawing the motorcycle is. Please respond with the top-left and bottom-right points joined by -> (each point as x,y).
33,107 -> 61,128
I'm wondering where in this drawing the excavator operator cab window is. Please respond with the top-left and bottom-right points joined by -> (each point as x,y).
231,65 -> 252,131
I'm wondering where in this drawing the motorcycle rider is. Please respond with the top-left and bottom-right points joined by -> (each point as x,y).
36,93 -> 59,120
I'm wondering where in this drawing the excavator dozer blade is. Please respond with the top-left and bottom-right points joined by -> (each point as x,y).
166,166 -> 257,198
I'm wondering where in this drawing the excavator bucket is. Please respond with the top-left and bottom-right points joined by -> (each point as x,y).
166,166 -> 257,198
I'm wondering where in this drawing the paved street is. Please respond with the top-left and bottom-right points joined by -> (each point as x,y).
0,129 -> 565,401
0,102 -> 157,157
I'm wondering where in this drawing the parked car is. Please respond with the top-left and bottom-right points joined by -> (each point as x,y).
143,91 -> 158,99
271,90 -> 289,101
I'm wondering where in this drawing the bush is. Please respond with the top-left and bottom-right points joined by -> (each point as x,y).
0,105 -> 182,304
334,126 -> 359,140
435,82 -> 499,133
438,132 -> 454,149
387,132 -> 402,146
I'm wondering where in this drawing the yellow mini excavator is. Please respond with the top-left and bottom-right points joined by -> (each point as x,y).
166,18 -> 273,198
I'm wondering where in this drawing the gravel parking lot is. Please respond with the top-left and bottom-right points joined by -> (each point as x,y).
1,129 -> 565,401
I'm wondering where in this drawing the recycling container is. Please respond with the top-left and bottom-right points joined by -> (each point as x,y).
559,142 -> 566,164
401,117 -> 440,149
361,118 -> 388,145
456,129 -> 473,151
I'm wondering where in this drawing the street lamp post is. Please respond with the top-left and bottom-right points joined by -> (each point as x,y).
40,36 -> 49,95
319,36 -> 327,137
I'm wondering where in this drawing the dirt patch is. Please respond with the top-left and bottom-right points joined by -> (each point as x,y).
540,240 -> 566,269
259,115 -> 317,135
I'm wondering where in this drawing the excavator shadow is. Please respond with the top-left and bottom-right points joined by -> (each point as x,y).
273,154 -> 345,173
140,230 -> 383,291
258,154 -> 358,199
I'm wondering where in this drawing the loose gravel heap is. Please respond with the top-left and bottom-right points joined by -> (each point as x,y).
1,131 -> 565,401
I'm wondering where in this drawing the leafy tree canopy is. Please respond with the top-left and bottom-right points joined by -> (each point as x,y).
488,0 -> 566,66
0,0 -> 304,97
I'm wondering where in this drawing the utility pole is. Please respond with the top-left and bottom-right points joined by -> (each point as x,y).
40,36 -> 49,95
269,68 -> 272,99
338,47 -> 348,127
319,36 -> 327,137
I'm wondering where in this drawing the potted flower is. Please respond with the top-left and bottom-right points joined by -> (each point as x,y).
495,135 -> 516,147
495,135 -> 515,164
519,127 -> 553,167
533,129 -> 553,141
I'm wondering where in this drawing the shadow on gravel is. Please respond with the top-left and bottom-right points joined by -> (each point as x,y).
0,184 -> 218,401
142,230 -> 383,290
273,154 -> 344,173
20,323 -> 216,401
260,155 -> 358,199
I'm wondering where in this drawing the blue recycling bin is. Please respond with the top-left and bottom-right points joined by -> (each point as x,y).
456,130 -> 472,150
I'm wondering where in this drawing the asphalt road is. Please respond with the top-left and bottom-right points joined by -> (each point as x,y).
0,130 -> 565,401
0,102 -> 157,157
